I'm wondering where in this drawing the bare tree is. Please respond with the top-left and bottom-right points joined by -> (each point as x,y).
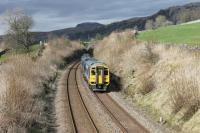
154,15 -> 167,28
4,9 -> 33,51
154,15 -> 173,28
145,19 -> 154,30
176,8 -> 200,24
176,11 -> 189,24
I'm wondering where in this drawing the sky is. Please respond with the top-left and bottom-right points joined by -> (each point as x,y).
0,0 -> 199,35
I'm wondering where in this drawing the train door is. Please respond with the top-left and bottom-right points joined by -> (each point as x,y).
104,68 -> 109,85
90,67 -> 96,85
97,66 -> 104,85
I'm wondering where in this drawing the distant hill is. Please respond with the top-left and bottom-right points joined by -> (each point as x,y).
51,22 -> 104,36
74,2 -> 200,40
2,2 -> 200,42
31,22 -> 104,42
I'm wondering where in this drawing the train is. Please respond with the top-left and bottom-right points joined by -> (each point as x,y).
81,54 -> 110,91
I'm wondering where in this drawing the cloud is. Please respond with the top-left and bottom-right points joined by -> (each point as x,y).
0,0 -> 199,35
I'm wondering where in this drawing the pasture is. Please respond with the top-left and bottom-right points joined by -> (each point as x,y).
138,22 -> 200,46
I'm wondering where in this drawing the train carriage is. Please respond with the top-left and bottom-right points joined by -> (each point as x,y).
81,54 -> 110,91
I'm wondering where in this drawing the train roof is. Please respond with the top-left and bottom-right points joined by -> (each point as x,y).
83,58 -> 107,67
81,54 -> 108,67
81,54 -> 90,61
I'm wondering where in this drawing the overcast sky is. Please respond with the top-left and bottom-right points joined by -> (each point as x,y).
0,0 -> 199,35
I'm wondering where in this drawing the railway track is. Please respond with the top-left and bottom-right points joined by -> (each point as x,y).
94,93 -> 149,133
66,62 -> 98,133
65,62 -> 149,133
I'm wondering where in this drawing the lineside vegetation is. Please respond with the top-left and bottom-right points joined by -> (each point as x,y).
0,38 -> 83,132
94,30 -> 200,133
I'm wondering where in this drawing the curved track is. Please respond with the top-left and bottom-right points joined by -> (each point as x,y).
94,92 -> 149,133
65,62 -> 149,133
66,62 -> 98,133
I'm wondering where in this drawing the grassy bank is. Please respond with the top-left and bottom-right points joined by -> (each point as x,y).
0,44 -> 42,63
138,22 -> 200,45
0,55 -> 8,62
0,38 -> 83,132
94,30 -> 200,133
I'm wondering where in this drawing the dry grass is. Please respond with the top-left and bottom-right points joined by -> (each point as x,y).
0,55 -> 48,132
41,37 -> 83,67
94,30 -> 200,132
94,30 -> 157,94
0,38 -> 83,132
167,65 -> 200,114
94,30 -> 136,73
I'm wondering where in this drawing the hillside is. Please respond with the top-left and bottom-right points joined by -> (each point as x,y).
1,2 -> 200,43
138,22 -> 200,45
31,22 -> 104,42
32,2 -> 200,42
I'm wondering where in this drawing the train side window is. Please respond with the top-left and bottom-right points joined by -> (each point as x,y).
84,65 -> 86,70
91,70 -> 96,75
104,69 -> 108,75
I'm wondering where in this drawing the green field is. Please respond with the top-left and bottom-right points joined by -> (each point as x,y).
29,44 -> 41,56
0,44 -> 41,62
138,22 -> 200,45
0,55 -> 8,62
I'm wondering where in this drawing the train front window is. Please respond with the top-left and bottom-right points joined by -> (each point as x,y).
104,69 -> 108,75
91,70 -> 96,75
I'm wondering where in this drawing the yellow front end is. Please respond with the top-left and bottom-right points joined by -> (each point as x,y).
89,66 -> 110,86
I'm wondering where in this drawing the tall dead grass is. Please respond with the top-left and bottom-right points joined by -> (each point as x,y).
94,30 -> 136,73
0,38 -> 83,132
0,55 -> 48,132
94,30 -> 157,94
166,64 -> 200,115
94,30 -> 200,131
